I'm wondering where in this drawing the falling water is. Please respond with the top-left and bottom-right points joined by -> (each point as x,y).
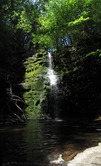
47,52 -> 57,86
47,52 -> 60,119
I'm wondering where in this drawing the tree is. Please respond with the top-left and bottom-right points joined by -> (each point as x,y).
32,0 -> 101,49
0,0 -> 34,121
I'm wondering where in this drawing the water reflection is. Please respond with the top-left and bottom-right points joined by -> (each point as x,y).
22,120 -> 101,163
1,120 -> 101,165
22,120 -> 59,163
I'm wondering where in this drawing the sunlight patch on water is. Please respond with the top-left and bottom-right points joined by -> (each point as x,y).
54,118 -> 63,122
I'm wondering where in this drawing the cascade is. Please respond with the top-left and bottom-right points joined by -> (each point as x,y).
47,52 -> 57,86
47,52 -> 60,119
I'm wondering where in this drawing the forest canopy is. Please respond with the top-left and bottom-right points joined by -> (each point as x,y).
1,0 -> 101,49
18,0 -> 101,49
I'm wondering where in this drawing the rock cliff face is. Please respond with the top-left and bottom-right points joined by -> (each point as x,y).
52,38 -> 101,119
22,51 -> 48,119
0,35 -> 101,121
0,50 -> 29,122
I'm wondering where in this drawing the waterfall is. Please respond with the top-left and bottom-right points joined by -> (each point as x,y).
47,52 -> 57,86
47,52 -> 60,119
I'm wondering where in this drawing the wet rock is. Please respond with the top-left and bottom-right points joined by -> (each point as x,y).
67,143 -> 101,166
63,151 -> 80,161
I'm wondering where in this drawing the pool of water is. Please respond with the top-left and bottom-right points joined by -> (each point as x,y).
0,119 -> 101,165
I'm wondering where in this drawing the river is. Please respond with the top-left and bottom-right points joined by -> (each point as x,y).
0,119 -> 101,165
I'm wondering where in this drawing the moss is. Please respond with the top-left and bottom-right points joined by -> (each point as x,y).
22,51 -> 48,119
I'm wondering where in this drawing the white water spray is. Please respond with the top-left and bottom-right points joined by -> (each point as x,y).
47,52 -> 61,118
47,52 -> 57,86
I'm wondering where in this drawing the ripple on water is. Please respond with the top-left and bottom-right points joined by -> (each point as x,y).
1,120 -> 101,165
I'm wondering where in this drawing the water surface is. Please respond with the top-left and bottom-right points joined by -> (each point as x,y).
0,119 -> 101,165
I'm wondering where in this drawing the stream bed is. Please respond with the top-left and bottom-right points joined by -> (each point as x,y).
0,119 -> 101,165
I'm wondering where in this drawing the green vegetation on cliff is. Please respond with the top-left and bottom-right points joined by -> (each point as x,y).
53,47 -> 101,118
22,51 -> 48,119
0,0 -> 101,121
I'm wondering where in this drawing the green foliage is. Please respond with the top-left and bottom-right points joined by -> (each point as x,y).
22,51 -> 48,119
86,50 -> 101,57
53,45 -> 101,118
12,0 -> 101,49
32,0 -> 101,48
0,0 -> 101,120
17,3 -> 40,33
0,0 -> 38,121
